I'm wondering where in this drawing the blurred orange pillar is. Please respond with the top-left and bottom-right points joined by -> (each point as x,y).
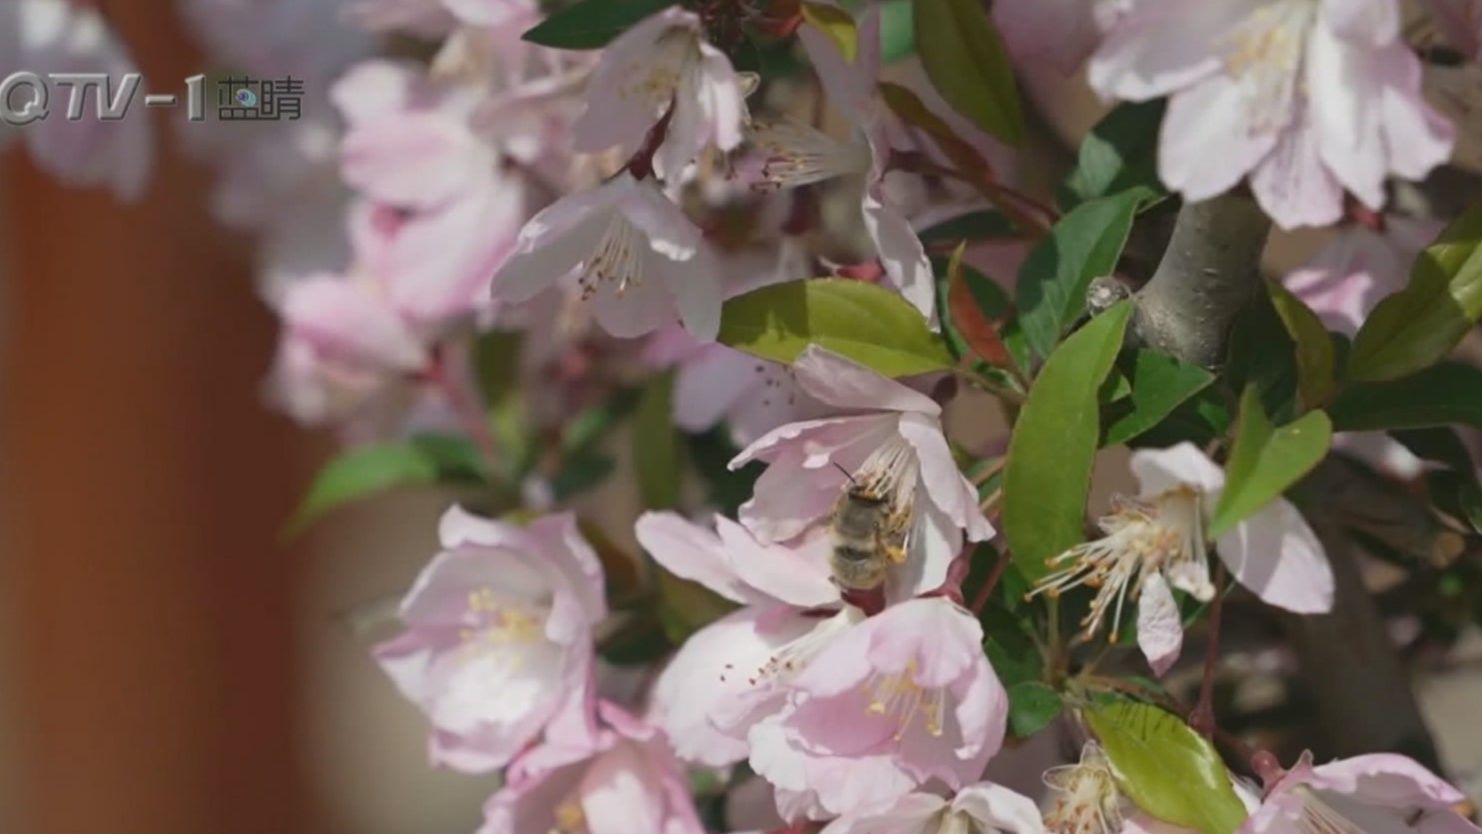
0,2 -> 318,832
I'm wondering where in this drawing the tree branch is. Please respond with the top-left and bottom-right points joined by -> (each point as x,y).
1126,192 -> 1272,368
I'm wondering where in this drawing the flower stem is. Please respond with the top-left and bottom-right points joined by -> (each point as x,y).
1189,561 -> 1228,738
425,351 -> 502,477
969,545 -> 1014,614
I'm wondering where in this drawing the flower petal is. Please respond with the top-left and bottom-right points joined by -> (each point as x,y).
791,346 -> 941,415
1136,572 -> 1183,677
1217,497 -> 1333,614
1129,442 -> 1226,496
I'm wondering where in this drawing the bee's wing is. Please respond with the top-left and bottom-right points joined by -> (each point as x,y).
878,487 -> 916,565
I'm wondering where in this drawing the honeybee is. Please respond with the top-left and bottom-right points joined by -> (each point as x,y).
828,439 -> 918,592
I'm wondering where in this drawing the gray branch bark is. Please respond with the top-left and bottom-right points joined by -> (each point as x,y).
1104,194 -> 1443,766
1126,192 -> 1272,368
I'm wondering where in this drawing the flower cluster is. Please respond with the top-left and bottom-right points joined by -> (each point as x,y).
26,0 -> 1482,832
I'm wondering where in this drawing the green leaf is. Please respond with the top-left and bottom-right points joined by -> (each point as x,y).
913,0 -> 1023,144
718,278 -> 953,376
522,0 -> 675,49
1004,302 -> 1133,581
551,449 -> 615,501
1084,698 -> 1249,834
1267,279 -> 1337,411
1103,349 -> 1215,446
879,0 -> 915,61
1330,362 -> 1482,431
1007,681 -> 1063,737
289,435 -> 486,533
1349,202 -> 1482,381
802,1 -> 858,62
919,210 -> 1018,245
1060,100 -> 1167,210
1225,297 -> 1300,423
1017,191 -> 1142,360
1208,386 -> 1333,538
633,373 -> 683,509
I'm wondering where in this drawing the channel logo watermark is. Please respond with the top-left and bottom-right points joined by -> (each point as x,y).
1,72 -> 304,126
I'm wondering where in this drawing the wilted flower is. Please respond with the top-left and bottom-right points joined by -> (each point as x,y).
374,507 -> 606,772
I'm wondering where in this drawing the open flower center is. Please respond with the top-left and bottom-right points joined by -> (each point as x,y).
1029,486 -> 1209,642
549,798 -> 589,834
1222,0 -> 1317,132
745,121 -> 872,191
458,586 -> 548,668
579,212 -> 644,300
864,660 -> 946,739
1044,744 -> 1123,834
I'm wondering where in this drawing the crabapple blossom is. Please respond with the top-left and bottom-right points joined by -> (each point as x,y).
820,782 -> 1047,834
748,596 -> 1008,820
644,325 -> 824,446
572,7 -> 748,177
479,702 -> 704,834
730,346 -> 993,597
489,171 -> 723,340
1242,752 -> 1482,834
1089,0 -> 1455,228
373,507 -> 606,772
1043,743 -> 1125,834
636,511 -> 858,765
993,0 -> 1117,73
744,9 -> 937,320
1284,216 -> 1440,336
1031,443 -> 1333,675
7,0 -> 153,201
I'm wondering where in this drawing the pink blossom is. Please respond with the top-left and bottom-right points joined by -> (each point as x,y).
820,782 -> 1046,834
1089,0 -> 1455,229
1283,217 -> 1440,336
1032,443 -> 1333,676
636,511 -> 856,766
8,0 -> 153,201
994,0 -> 1121,73
489,171 -> 723,340
374,507 -> 606,773
268,199 -> 504,430
730,347 -> 994,596
479,702 -> 704,834
573,7 -> 747,177
1243,752 -> 1480,834
744,9 -> 936,321
748,596 -> 1009,820
645,325 -> 824,446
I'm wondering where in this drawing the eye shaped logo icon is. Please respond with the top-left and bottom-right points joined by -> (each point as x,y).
234,87 -> 258,107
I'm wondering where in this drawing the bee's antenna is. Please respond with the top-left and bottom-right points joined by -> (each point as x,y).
831,461 -> 857,485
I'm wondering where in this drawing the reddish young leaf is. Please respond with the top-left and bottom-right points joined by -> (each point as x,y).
947,242 -> 1013,368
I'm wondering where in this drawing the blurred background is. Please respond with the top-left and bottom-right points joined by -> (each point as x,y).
0,4 -> 504,833
3,3 -> 1482,834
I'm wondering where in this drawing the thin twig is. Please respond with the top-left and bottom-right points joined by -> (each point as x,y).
1189,562 -> 1228,738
